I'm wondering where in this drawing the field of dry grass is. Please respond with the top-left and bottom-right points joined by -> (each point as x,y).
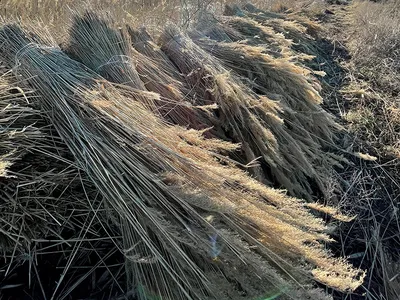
331,1 -> 400,299
0,0 -> 399,300
343,0 -> 400,158
1,0 -> 324,27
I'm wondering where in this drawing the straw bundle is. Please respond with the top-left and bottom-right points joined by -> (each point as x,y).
128,26 -> 183,81
204,15 -> 316,66
163,28 -> 286,183
68,11 -> 214,131
191,37 -> 339,144
0,23 -> 364,299
225,7 -> 342,87
68,12 -> 145,90
241,3 -> 285,19
160,27 -> 340,199
220,16 -> 293,57
0,68 -> 126,299
241,3 -> 324,38
224,5 -> 323,59
127,26 -> 224,135
195,14 -> 334,113
258,18 -> 320,57
194,13 -> 246,43
191,37 -> 344,199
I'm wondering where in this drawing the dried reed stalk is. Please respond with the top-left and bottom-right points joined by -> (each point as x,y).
224,5 -> 324,59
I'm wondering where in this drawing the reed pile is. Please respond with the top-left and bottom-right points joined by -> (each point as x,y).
0,7 -> 365,300
224,5 -> 329,67
190,37 -> 338,144
0,67 -> 124,299
160,26 -> 342,199
68,11 -> 210,130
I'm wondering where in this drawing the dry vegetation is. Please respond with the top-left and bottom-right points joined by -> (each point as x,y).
1,0 -> 326,28
327,1 -> 400,299
343,0 -> 400,158
0,0 -> 399,300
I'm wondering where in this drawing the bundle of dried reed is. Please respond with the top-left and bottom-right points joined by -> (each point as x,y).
0,23 -> 364,299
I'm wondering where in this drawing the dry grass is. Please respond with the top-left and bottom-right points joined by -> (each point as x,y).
0,2 -> 376,300
342,0 -> 400,159
0,8 -> 365,299
0,0 -> 327,29
326,1 -> 400,299
348,0 -> 400,92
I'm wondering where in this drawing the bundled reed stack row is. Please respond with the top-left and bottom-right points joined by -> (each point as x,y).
67,10 -> 341,196
222,5 -> 332,69
191,5 -> 343,196
68,12 -> 215,133
160,26 -> 342,199
0,7 -> 364,300
0,72 -> 79,253
0,65 -> 125,299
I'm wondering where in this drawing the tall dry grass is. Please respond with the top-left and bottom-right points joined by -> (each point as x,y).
1,0 -> 325,28
348,0 -> 400,92
337,1 -> 400,299
343,0 -> 400,157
